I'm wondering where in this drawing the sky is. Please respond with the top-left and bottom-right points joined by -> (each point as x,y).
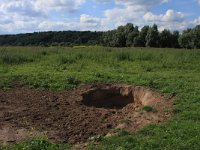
0,0 -> 200,34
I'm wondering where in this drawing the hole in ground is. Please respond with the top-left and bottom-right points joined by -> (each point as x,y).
82,86 -> 134,109
0,83 -> 174,145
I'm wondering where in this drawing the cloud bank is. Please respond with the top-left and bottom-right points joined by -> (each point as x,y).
0,0 -> 199,34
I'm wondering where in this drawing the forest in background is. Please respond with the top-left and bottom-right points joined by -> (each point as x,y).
0,23 -> 200,49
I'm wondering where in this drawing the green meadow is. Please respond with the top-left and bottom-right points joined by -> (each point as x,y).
1,46 -> 200,150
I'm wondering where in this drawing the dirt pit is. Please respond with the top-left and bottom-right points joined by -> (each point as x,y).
82,86 -> 134,109
0,83 -> 174,145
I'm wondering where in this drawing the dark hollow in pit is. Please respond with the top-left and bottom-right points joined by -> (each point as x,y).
82,87 -> 134,109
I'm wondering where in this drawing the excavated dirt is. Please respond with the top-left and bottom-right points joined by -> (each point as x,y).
0,83 -> 174,145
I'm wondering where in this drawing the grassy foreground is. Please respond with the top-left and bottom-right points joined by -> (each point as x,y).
0,46 -> 200,150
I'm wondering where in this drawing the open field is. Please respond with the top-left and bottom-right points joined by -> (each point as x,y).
1,46 -> 200,149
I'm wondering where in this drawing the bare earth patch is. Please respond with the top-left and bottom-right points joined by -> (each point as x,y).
0,83 -> 174,145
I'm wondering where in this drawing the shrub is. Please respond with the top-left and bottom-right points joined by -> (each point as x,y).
142,106 -> 154,112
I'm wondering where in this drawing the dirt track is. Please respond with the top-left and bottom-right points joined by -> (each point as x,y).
0,83 -> 173,145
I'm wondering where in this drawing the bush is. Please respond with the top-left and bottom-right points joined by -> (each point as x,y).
142,106 -> 154,112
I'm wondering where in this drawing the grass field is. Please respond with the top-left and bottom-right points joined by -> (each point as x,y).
1,46 -> 200,149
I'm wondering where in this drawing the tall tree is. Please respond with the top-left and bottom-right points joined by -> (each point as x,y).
191,25 -> 200,49
125,23 -> 135,47
145,24 -> 159,47
159,29 -> 172,48
136,26 -> 150,47
114,26 -> 126,47
126,25 -> 139,47
179,28 -> 193,49
171,31 -> 180,48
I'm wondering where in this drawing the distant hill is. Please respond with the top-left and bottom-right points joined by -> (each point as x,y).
0,31 -> 103,46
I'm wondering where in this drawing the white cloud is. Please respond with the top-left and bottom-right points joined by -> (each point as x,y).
96,0 -> 171,29
80,14 -> 101,30
0,0 -> 45,18
80,14 -> 100,24
193,17 -> 200,24
35,0 -> 86,12
0,0 -> 86,15
95,0 -> 168,6
143,10 -> 198,31
94,0 -> 170,30
36,14 -> 103,32
38,20 -> 77,31
102,6 -> 145,28
0,0 -> 86,20
0,0 -> 87,33
115,0 -> 168,6
0,19 -> 39,34
144,10 -> 184,22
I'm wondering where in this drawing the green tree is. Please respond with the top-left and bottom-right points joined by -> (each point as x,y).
145,24 -> 159,47
191,25 -> 200,48
126,25 -> 139,47
115,26 -> 126,47
179,29 -> 193,49
125,23 -> 135,47
137,26 -> 150,47
171,31 -> 180,48
159,29 -> 172,48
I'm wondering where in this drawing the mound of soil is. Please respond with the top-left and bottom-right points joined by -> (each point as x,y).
0,83 -> 173,145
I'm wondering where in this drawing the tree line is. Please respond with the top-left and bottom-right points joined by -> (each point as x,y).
0,31 -> 102,46
0,23 -> 200,49
102,23 -> 200,49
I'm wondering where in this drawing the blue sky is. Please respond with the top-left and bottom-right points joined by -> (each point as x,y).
0,0 -> 200,34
